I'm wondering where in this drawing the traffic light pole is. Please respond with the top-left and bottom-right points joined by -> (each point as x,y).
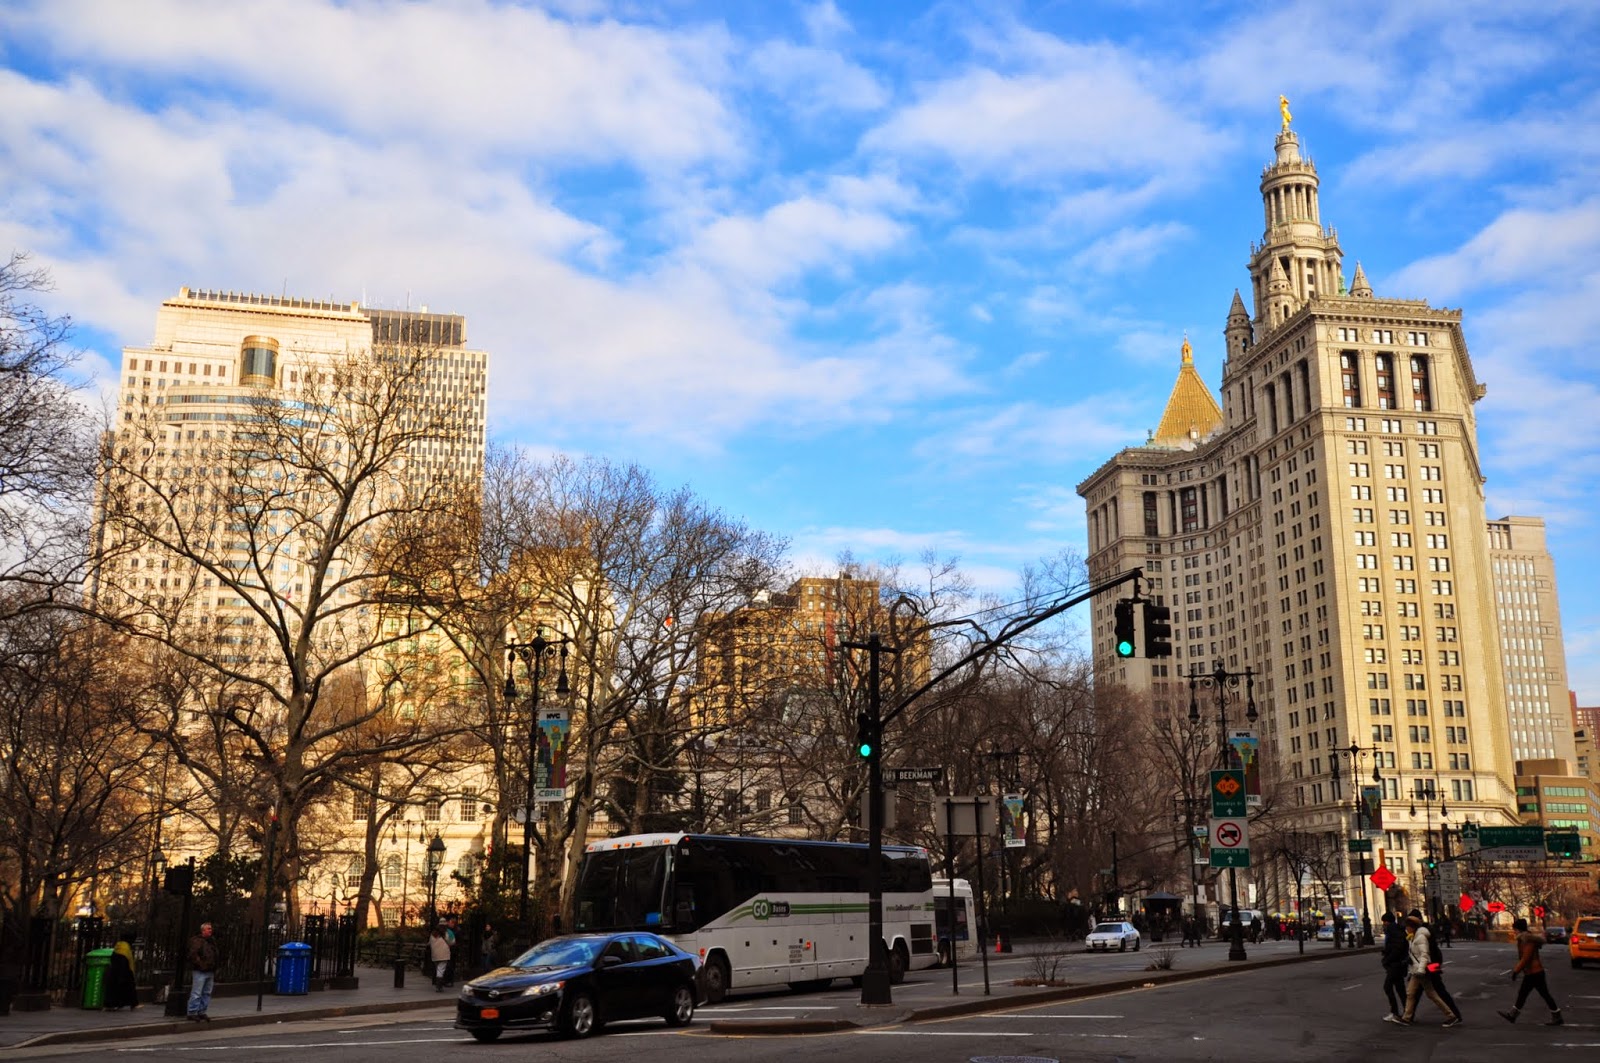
845,567 -> 1146,1007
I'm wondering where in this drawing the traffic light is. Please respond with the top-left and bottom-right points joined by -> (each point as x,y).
855,712 -> 877,759
1113,600 -> 1136,658
1142,602 -> 1172,658
1424,855 -> 1437,872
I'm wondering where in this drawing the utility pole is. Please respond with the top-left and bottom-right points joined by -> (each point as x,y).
846,567 -> 1145,1007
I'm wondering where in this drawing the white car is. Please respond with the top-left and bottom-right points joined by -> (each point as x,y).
1085,921 -> 1141,952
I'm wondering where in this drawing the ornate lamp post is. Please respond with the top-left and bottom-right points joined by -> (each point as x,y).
425,832 -> 446,927
505,628 -> 570,942
1331,742 -> 1383,945
1188,660 -> 1258,962
1409,778 -> 1450,926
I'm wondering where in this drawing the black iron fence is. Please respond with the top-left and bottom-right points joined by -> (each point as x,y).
20,913 -> 360,1006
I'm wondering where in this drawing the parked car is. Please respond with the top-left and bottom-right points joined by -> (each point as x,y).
1085,921 -> 1141,952
1544,924 -> 1570,945
1315,924 -> 1335,942
455,932 -> 701,1042
1570,915 -> 1600,968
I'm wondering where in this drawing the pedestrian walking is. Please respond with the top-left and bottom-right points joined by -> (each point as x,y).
104,937 -> 140,1011
1413,909 -> 1462,1021
1379,913 -> 1408,1023
1499,917 -> 1563,1025
429,926 -> 452,991
480,923 -> 499,973
186,923 -> 218,1021
443,916 -> 459,986
1396,913 -> 1459,1026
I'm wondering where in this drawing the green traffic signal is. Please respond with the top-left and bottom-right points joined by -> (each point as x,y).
1114,600 -> 1136,658
855,712 -> 876,759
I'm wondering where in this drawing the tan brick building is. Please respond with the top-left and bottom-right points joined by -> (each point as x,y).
1077,121 -> 1546,911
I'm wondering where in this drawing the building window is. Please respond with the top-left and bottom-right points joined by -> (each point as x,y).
459,788 -> 479,823
425,799 -> 443,822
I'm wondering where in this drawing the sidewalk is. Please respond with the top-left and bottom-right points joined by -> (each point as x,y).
0,966 -> 455,1050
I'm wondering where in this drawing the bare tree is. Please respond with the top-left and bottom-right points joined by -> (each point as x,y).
88,341 -> 474,909
0,252 -> 95,605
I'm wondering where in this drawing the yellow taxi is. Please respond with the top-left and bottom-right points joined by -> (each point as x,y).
1571,914 -> 1600,968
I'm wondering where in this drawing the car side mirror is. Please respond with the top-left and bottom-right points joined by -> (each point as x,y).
599,954 -> 625,967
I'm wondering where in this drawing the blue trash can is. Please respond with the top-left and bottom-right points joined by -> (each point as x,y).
275,942 -> 313,995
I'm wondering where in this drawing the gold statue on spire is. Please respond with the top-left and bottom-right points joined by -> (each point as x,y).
1279,94 -> 1292,131
1181,334 -> 1193,363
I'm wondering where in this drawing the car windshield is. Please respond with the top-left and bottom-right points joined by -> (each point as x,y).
509,937 -> 602,970
1092,923 -> 1124,934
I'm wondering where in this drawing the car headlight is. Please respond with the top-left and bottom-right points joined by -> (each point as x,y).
518,981 -> 564,999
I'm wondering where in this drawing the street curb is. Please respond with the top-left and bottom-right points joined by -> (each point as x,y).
3,997 -> 454,1050
703,945 -> 1377,1035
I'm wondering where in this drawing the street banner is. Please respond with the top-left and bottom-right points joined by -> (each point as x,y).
535,707 -> 570,800
1359,785 -> 1384,839
1228,731 -> 1261,806
1001,793 -> 1026,848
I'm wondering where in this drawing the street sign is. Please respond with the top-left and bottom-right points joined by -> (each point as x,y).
889,766 -> 944,785
1479,825 -> 1544,847
1347,838 -> 1372,853
1209,816 -> 1250,868
1439,861 -> 1461,897
1369,865 -> 1396,891
1210,769 -> 1246,817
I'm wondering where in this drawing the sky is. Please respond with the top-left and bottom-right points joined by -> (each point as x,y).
3,0 -> 1599,704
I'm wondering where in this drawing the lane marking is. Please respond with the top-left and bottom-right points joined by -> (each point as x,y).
988,1014 -> 1123,1019
117,1038 -> 466,1052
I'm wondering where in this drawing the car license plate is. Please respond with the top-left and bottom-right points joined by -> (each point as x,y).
479,1008 -> 500,1020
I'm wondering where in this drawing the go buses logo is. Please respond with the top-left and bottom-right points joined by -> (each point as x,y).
751,899 -> 791,920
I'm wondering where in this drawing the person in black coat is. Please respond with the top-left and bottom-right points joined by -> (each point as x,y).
1379,913 -> 1408,1021
104,938 -> 140,1011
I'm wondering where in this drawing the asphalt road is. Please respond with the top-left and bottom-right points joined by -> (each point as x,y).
8,942 -> 1596,1062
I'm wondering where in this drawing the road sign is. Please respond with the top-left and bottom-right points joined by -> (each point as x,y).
890,766 -> 944,785
1370,865 -> 1396,891
1347,838 -> 1372,853
1439,861 -> 1461,897
1209,816 -> 1250,868
1210,769 -> 1246,817
1480,826 -> 1544,847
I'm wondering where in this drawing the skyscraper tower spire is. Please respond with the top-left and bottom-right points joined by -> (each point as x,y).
1248,121 -> 1344,331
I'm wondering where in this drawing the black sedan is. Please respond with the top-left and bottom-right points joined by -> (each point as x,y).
455,932 -> 700,1042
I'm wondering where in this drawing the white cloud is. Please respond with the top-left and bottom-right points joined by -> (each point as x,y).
747,41 -> 889,116
862,40 -> 1225,181
1068,222 -> 1192,277
1388,200 -> 1600,302
13,0 -> 744,171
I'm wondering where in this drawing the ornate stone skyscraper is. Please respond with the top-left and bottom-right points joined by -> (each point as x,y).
1078,119 -> 1546,911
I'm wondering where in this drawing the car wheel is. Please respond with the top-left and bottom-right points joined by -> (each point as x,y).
702,955 -> 731,1005
1134,937 -> 1141,951
664,983 -> 695,1027
468,1029 -> 501,1043
1119,940 -> 1127,952
560,990 -> 600,1039
888,945 -> 907,985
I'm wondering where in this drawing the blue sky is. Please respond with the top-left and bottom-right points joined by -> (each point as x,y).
4,0 -> 1599,704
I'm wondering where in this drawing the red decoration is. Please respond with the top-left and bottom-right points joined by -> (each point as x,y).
1533,905 -> 1545,919
1459,894 -> 1475,912
1369,865 -> 1396,891
1486,901 -> 1506,914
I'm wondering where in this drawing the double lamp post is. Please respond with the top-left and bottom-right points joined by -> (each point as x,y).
505,629 -> 570,943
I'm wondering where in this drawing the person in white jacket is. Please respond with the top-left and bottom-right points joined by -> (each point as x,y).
1397,914 -> 1460,1026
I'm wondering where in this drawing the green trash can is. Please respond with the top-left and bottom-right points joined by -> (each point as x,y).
81,948 -> 114,1009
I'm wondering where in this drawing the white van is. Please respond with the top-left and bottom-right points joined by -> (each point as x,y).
931,878 -> 977,965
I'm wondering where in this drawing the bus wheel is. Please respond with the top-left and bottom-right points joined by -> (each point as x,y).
702,955 -> 730,1005
887,945 -> 907,985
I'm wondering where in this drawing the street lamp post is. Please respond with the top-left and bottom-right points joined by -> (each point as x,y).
1188,660 -> 1258,962
505,629 -> 570,943
1409,778 -> 1449,927
425,832 -> 446,927
1172,795 -> 1207,931
1331,742 -> 1383,946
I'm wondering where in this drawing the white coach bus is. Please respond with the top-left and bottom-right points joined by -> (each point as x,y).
573,833 -> 940,1002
